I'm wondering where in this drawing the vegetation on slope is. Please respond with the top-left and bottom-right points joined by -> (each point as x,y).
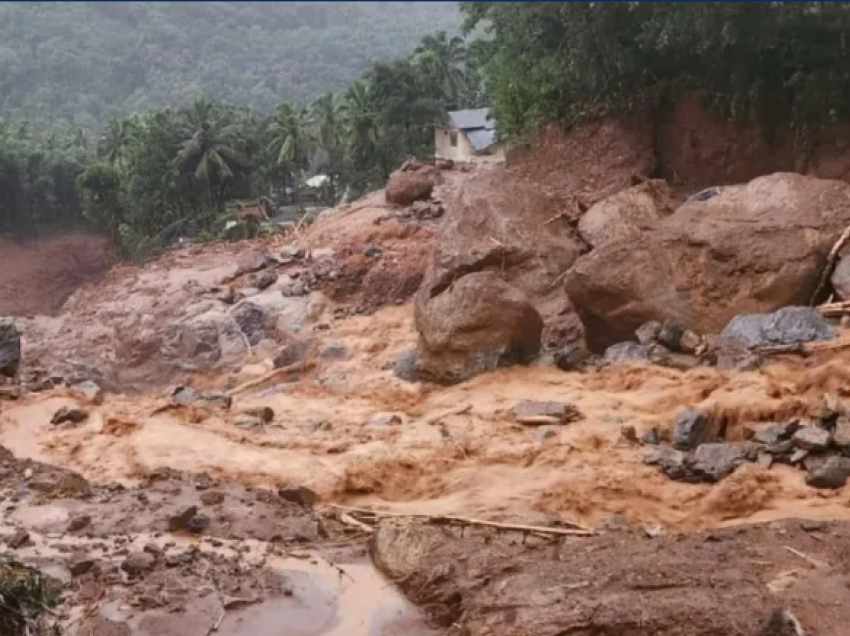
462,2 -> 850,141
0,1 -> 460,128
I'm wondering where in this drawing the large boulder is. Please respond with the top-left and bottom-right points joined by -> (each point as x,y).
578,180 -> 675,248
720,306 -> 834,348
385,160 -> 438,206
831,252 -> 850,300
415,271 -> 543,383
0,318 -> 21,377
565,173 -> 850,351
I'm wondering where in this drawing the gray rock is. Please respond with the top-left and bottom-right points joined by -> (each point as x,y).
67,515 -> 92,533
251,270 -> 278,291
833,417 -> 850,450
171,385 -> 198,404
200,490 -> 225,506
231,301 -> 267,345
678,329 -> 701,354
510,400 -> 582,425
603,342 -> 651,364
754,421 -> 802,446
641,428 -> 661,445
793,426 -> 831,452
6,528 -> 30,549
756,609 -> 805,636
364,246 -> 383,258
240,406 -> 274,423
721,306 -> 835,348
657,322 -> 684,352
790,449 -> 809,464
51,405 -> 89,425
553,344 -> 591,371
185,515 -> 210,534
319,342 -> 347,360
687,442 -> 757,482
122,552 -> 155,576
642,447 -> 687,480
635,321 -> 662,346
71,381 -> 104,405
281,280 -> 308,297
234,414 -> 264,429
278,485 -> 318,507
68,552 -> 96,577
672,409 -> 715,450
757,452 -> 773,469
199,391 -> 232,410
393,349 -> 420,383
273,339 -> 315,368
806,455 -> 850,489
0,318 -> 21,377
281,245 -> 304,260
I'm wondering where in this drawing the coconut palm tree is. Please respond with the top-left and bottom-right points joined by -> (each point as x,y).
308,92 -> 347,203
414,30 -> 469,109
174,95 -> 247,212
98,118 -> 138,169
266,101 -> 310,205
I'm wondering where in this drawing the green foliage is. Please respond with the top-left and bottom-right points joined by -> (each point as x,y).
461,2 -> 850,141
0,553 -> 61,636
0,2 -> 460,128
1,25 -> 478,259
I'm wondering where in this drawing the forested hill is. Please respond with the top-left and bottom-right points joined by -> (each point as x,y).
0,1 -> 460,128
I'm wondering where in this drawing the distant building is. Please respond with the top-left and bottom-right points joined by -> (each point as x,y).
434,108 -> 503,162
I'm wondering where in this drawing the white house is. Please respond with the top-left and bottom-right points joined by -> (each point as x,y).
434,108 -> 503,162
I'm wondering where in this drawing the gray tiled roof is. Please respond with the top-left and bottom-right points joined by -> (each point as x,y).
448,108 -> 494,131
466,128 -> 497,151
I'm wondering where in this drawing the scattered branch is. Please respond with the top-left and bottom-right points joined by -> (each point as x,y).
810,221 -> 850,306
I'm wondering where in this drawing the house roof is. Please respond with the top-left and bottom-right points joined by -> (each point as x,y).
466,128 -> 497,152
448,108 -> 494,131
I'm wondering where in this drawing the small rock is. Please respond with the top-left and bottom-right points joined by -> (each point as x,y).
793,426 -> 831,452
800,519 -> 826,532
281,281 -> 308,297
790,449 -> 809,464
278,485 -> 318,507
0,318 -> 21,377
171,385 -> 198,404
553,344 -> 591,371
510,401 -> 583,425
67,514 -> 92,533
757,452 -> 774,469
803,453 -> 833,473
754,421 -> 802,446
603,342 -> 652,364
688,442 -> 757,482
533,426 -> 559,444
833,416 -> 850,450
122,552 -> 155,576
200,491 -> 225,506
756,608 -> 805,636
240,406 -> 274,423
672,409 -> 715,450
167,506 -> 199,532
51,405 -> 89,425
366,412 -> 404,428
319,342 -> 347,361
722,306 -> 835,348
143,543 -> 162,557
72,380 -> 104,405
281,245 -> 304,260
0,386 -> 21,400
252,271 -> 278,291
806,455 -> 850,489
393,349 -> 419,382
635,321 -> 662,346
641,428 -> 661,445
6,528 -> 30,549
644,523 -> 665,538
273,339 -> 314,368
364,246 -> 382,258
643,447 -> 687,479
656,322 -> 684,352
185,515 -> 210,534
164,551 -> 187,568
842,315 -> 850,329
235,250 -> 275,276
620,425 -> 638,443
678,329 -> 701,354
68,552 -> 96,577
596,514 -> 631,533
218,287 -> 240,305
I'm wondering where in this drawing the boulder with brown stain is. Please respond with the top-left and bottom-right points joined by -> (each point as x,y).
385,161 -> 438,206
566,173 -> 850,351
415,271 -> 543,384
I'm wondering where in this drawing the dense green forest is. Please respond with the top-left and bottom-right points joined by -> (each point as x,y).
0,2 -> 460,127
462,2 -> 850,140
0,26 -> 479,258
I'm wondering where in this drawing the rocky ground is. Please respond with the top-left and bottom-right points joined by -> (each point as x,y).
5,151 -> 850,634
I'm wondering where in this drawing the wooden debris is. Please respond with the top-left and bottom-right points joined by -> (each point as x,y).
810,222 -> 850,306
227,360 -> 314,396
325,503 -> 594,536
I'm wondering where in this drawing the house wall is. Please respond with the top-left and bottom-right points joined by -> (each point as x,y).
435,126 -> 475,161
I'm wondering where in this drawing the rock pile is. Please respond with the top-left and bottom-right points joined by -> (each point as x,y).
645,404 -> 850,489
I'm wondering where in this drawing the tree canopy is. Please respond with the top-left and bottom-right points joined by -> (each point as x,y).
0,1 -> 460,128
461,2 -> 850,140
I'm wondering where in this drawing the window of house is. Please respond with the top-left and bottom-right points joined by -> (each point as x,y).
450,131 -> 458,147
